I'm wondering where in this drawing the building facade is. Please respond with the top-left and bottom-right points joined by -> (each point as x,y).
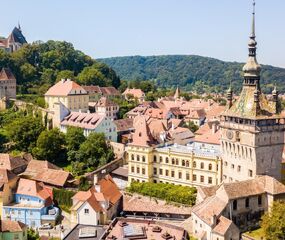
220,5 -> 285,182
0,220 -> 27,240
92,97 -> 119,120
0,26 -> 27,53
45,79 -> 89,112
2,179 -> 59,228
0,68 -> 17,99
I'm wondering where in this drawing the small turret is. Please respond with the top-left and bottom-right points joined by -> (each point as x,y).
226,86 -> 233,108
272,86 -> 278,102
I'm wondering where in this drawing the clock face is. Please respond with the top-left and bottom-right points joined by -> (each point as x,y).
226,130 -> 234,140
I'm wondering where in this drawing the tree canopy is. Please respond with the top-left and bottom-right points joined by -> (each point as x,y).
99,55 -> 285,93
0,40 -> 121,94
261,200 -> 285,239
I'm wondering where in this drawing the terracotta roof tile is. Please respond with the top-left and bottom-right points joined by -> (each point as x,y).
0,154 -> 28,171
45,79 -> 87,96
98,175 -> 122,205
213,216 -> 236,235
0,68 -> 16,81
123,88 -> 145,99
0,220 -> 27,232
114,118 -> 134,132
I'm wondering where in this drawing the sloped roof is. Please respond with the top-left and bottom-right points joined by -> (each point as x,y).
0,68 -> 16,81
95,97 -> 117,107
45,79 -> 87,96
195,121 -> 220,145
9,27 -> 27,44
61,112 -> 106,130
0,154 -> 28,171
16,178 -> 53,206
114,118 -> 134,132
0,220 -> 26,232
123,88 -> 145,99
22,160 -> 70,187
98,175 -> 122,205
213,216 -> 237,236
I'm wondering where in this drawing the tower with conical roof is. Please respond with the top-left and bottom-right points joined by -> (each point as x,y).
220,1 -> 285,182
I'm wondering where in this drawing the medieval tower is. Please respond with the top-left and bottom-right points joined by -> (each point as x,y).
220,1 -> 285,182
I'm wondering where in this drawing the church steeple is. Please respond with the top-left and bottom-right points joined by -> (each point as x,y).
242,0 -> 261,87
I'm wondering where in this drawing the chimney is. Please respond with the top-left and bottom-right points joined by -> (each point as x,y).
211,214 -> 217,227
94,174 -> 98,185
61,79 -> 65,83
95,184 -> 101,193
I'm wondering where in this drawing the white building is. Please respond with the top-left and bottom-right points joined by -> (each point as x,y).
60,111 -> 117,142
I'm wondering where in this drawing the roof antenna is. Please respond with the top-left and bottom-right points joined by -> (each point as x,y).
18,21 -> 21,31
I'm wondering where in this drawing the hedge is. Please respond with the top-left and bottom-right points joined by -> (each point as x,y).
53,188 -> 76,207
127,182 -> 197,206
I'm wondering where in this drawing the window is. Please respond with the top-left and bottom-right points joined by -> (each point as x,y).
175,159 -> 179,165
159,168 -> 163,175
193,161 -> 196,168
208,177 -> 212,184
258,195 -> 262,206
159,156 -> 163,162
224,161 -> 228,167
182,160 -> 185,166
84,209 -> 89,214
186,161 -> 189,167
245,198 -> 250,208
171,170 -> 175,178
231,164 -> 234,169
233,200 -> 237,210
153,156 -> 157,162
186,172 -> 190,180
172,158 -> 175,165
200,175 -> 204,183
248,169 -> 253,177
208,164 -> 212,171
200,162 -> 204,169
137,167 -> 140,174
165,157 -> 169,164
131,166 -> 134,173
131,154 -> 134,160
30,211 -> 33,216
136,155 -> 140,161
142,156 -> 146,162
142,168 -> 146,174
193,174 -> 197,181
14,233 -> 19,240
178,172 -> 182,179
154,168 -> 157,175
165,170 -> 169,176
237,165 -> 241,172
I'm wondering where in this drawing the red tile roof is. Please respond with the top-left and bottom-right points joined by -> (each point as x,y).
45,79 -> 87,96
0,154 -> 28,171
123,88 -> 145,99
0,220 -> 26,232
0,68 -> 16,81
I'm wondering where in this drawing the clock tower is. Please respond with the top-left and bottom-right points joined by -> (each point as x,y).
220,1 -> 285,182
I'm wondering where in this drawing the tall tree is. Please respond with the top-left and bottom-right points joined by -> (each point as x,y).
65,127 -> 86,162
32,128 -> 66,162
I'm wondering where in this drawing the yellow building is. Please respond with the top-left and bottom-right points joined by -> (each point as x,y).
0,169 -> 18,217
127,116 -> 222,187
45,79 -> 89,112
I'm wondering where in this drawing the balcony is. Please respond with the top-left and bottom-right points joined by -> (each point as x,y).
41,206 -> 60,221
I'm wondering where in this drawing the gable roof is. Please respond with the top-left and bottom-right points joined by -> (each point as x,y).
123,88 -> 145,99
98,175 -> 122,205
0,68 -> 16,81
0,154 -> 28,171
45,79 -> 87,96
22,160 -> 70,187
16,178 -> 53,206
212,216 -> 238,236
9,27 -> 27,44
114,118 -> 134,132
0,220 -> 26,232
95,97 -> 118,107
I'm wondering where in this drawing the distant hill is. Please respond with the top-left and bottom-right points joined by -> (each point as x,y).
98,55 -> 285,93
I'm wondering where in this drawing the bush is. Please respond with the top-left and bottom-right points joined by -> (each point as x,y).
127,182 -> 197,205
53,188 -> 76,208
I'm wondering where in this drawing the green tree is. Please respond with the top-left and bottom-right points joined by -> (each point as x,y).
261,201 -> 285,239
65,127 -> 86,161
27,228 -> 40,240
183,121 -> 199,133
6,116 -> 44,152
75,132 -> 114,170
32,128 -> 66,162
56,70 -> 75,82
77,65 -> 106,86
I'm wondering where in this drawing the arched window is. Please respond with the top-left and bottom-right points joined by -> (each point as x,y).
165,157 -> 169,164
175,159 -> 179,165
131,154 -> 134,160
182,160 -> 185,166
172,158 -> 175,165
200,162 -> 204,169
136,155 -> 140,161
186,161 -> 189,167
208,164 -> 212,171
159,156 -> 163,162
233,200 -> 237,210
142,156 -> 146,162
153,156 -> 157,162
193,161 -> 196,168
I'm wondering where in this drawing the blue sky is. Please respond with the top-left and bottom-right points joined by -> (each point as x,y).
1,0 -> 284,67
